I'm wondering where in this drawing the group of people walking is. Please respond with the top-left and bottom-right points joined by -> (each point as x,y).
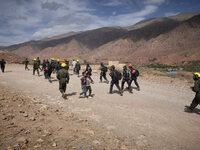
25,57 -> 140,99
1,57 -> 199,112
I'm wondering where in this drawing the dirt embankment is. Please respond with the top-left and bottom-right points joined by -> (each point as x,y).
0,86 -> 141,150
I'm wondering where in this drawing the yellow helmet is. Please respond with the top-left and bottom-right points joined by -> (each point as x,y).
194,72 -> 200,78
33,58 -> 37,61
77,60 -> 79,62
51,58 -> 55,60
61,63 -> 67,67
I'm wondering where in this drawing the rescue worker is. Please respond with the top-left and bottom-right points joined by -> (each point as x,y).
100,62 -> 109,83
56,59 -> 61,72
75,60 -> 81,77
37,57 -> 42,71
121,65 -> 132,93
129,64 -> 140,91
64,59 -> 69,70
33,58 -> 40,76
0,59 -> 6,73
24,58 -> 29,71
57,63 -> 70,99
185,72 -> 200,112
42,59 -> 46,71
72,59 -> 76,74
109,65 -> 123,96
51,58 -> 56,72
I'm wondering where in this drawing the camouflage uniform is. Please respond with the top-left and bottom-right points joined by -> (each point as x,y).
57,68 -> 70,94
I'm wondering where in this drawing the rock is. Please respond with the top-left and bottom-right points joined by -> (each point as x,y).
37,138 -> 44,143
52,142 -> 57,147
92,140 -> 100,145
29,117 -> 36,121
34,144 -> 41,148
23,114 -> 28,117
17,136 -> 28,145
0,98 -> 5,101
19,110 -> 25,113
55,109 -> 59,112
6,146 -> 14,150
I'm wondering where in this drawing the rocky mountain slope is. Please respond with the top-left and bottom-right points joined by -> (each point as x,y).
1,12 -> 200,65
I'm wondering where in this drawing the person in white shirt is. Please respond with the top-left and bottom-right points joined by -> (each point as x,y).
72,59 -> 77,74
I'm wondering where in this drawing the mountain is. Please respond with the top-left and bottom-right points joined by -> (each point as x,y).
0,50 -> 25,63
1,12 -> 200,65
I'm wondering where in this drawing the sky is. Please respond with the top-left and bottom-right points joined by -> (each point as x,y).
0,0 -> 200,46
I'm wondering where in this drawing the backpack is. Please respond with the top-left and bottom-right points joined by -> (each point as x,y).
103,66 -> 108,72
131,69 -> 139,78
114,70 -> 122,80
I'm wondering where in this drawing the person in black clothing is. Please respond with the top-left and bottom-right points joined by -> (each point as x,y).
37,57 -> 42,71
85,64 -> 94,82
121,65 -> 132,93
129,64 -> 140,91
41,59 -> 46,71
0,59 -> 6,73
56,59 -> 61,72
109,65 -> 123,96
100,62 -> 109,83
24,58 -> 29,70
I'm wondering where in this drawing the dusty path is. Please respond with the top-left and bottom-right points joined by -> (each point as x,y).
0,64 -> 200,150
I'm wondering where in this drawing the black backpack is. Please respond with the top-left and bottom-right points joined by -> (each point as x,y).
114,70 -> 122,80
104,66 -> 108,72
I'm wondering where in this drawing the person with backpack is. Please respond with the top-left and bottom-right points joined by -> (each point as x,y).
85,63 -> 94,83
24,58 -> 29,71
64,59 -> 69,70
129,64 -> 140,91
51,58 -> 56,73
75,60 -> 81,77
37,57 -> 42,71
185,72 -> 200,112
33,59 -> 40,76
100,62 -> 109,83
57,63 -> 70,99
121,65 -> 132,93
109,65 -> 123,96
0,59 -> 6,73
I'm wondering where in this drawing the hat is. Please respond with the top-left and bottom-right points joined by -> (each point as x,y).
61,63 -> 67,67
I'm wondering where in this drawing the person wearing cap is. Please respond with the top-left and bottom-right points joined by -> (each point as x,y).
109,65 -> 123,96
51,58 -> 56,73
33,58 -> 40,76
75,60 -> 81,77
85,63 -> 94,83
57,63 -> 70,99
37,57 -> 42,71
185,72 -> 200,112
129,64 -> 140,91
100,62 -> 109,83
121,65 -> 132,93
0,59 -> 6,73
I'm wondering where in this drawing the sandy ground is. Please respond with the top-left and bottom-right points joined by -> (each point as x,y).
0,64 -> 200,150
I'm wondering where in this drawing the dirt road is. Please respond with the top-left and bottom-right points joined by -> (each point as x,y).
0,64 -> 200,150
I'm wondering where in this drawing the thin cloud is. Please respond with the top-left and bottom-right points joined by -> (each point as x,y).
165,12 -> 179,17
143,0 -> 165,5
101,0 -> 123,6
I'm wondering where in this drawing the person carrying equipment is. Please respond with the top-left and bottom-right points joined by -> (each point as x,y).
185,72 -> 200,112
121,65 -> 132,93
129,64 -> 140,91
75,60 -> 81,77
0,59 -> 6,73
57,63 -> 70,99
33,59 -> 40,76
100,62 -> 109,83
109,65 -> 123,96
24,58 -> 29,71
